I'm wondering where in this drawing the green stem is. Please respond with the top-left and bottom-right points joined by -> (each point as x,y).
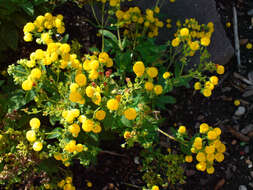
117,26 -> 123,50
101,3 -> 105,52
90,1 -> 101,26
158,128 -> 188,146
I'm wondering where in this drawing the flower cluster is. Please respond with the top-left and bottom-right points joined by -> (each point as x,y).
116,7 -> 164,38
57,176 -> 76,190
194,65 -> 225,97
26,118 -> 43,151
185,123 -> 226,174
23,12 -> 65,42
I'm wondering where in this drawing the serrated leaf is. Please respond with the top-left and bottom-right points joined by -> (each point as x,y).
46,127 -> 62,139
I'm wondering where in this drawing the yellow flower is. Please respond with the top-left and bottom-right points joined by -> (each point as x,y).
202,88 -> 212,97
199,123 -> 209,133
207,167 -> 215,174
226,22 -> 231,28
146,67 -> 158,78
216,65 -> 225,75
196,152 -> 206,162
95,110 -> 106,120
23,22 -> 35,33
154,6 -> 160,13
200,37 -> 210,46
57,180 -> 65,188
206,153 -> 215,162
69,91 -> 83,104
209,76 -> 218,85
57,26 -> 65,34
217,143 -> 226,153
87,181 -> 93,188
65,177 -> 72,184
44,184 -> 51,189
171,38 -> 180,47
180,28 -> 189,36
234,99 -> 240,106
185,155 -> 193,163
92,124 -> 102,133
215,153 -> 224,162
133,61 -> 145,77
22,79 -> 33,91
145,82 -> 154,91
207,130 -> 217,140
163,72 -> 171,79
246,43 -> 252,49
90,60 -> 99,70
64,140 -> 76,153
107,99 -> 119,110
124,131 -> 131,139
205,81 -> 214,90
89,70 -> 99,80
30,118 -> 41,129
86,86 -> 95,97
154,85 -> 163,95
75,73 -> 87,87
214,127 -> 221,136
194,82 -> 201,90
152,185 -> 159,190
99,52 -> 109,63
63,183 -> 73,190
60,44 -> 71,54
26,130 -> 36,142
30,68 -> 42,79
106,58 -> 113,67
196,162 -> 206,171
82,119 -> 94,132
70,83 -> 79,92
205,145 -> 215,154
189,41 -> 200,51
92,92 -> 101,105
24,33 -> 33,42
178,125 -> 186,134
68,123 -> 80,137
33,141 -> 43,151
76,144 -> 84,152
124,108 -> 137,120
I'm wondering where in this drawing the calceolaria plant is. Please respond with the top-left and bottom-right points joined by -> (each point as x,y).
7,0 -> 227,188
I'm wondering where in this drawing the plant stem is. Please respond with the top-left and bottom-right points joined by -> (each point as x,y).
101,3 -> 105,52
90,1 -> 100,26
157,128 -> 188,146
117,26 -> 123,50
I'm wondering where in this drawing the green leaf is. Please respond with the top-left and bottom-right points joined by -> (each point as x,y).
60,34 -> 69,43
98,29 -> 118,44
120,116 -> 132,127
0,80 -> 4,87
46,127 -> 62,139
1,24 -> 18,50
20,1 -> 34,16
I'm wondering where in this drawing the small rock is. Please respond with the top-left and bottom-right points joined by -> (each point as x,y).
244,146 -> 250,154
232,139 -> 237,145
241,124 -> 253,134
235,106 -> 246,116
248,9 -> 253,16
225,168 -> 233,179
239,185 -> 247,190
197,115 -> 205,121
240,39 -> 249,45
134,156 -> 140,164
249,182 -> 253,188
245,159 -> 252,165
221,87 -> 232,93
200,178 -> 208,186
250,171 -> 253,178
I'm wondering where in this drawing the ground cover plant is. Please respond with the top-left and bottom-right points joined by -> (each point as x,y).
0,0 -> 236,189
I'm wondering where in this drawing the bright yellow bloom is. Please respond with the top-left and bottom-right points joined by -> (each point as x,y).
95,110 -> 106,120
60,44 -> 71,54
194,82 -> 201,90
22,80 -> 33,91
200,37 -> 210,46
99,52 -> 109,63
152,185 -> 159,190
65,177 -> 72,184
180,28 -> 189,36
196,152 -> 206,162
246,43 -> 252,49
124,108 -> 137,120
30,118 -> 41,129
172,38 -> 180,47
207,167 -> 215,174
185,155 -> 193,163
189,41 -> 199,51
203,88 -> 212,97
214,127 -> 221,136
76,144 -> 84,152
24,33 -> 33,42
154,6 -> 160,13
90,60 -> 99,70
154,85 -> 163,95
92,124 -> 102,133
124,131 -> 131,139
26,130 -> 36,142
234,100 -> 240,106
217,143 -> 226,153
86,86 -> 95,97
178,125 -> 186,134
196,162 -> 206,171
75,73 -> 87,87
205,145 -> 215,154
207,130 -> 217,140
30,68 -> 42,79
82,119 -> 94,132
68,123 -> 80,137
89,70 -> 99,80
106,58 -> 113,67
57,180 -> 65,188
209,76 -> 218,85
87,181 -> 92,188
163,72 -> 171,79
199,123 -> 209,133
226,22 -> 231,28
107,99 -> 119,111
145,82 -> 154,91
205,81 -> 214,90
146,67 -> 158,78
33,141 -> 43,151
133,61 -> 145,77
216,65 -> 225,75
70,83 -> 79,92
215,153 -> 224,162
23,22 -> 35,33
